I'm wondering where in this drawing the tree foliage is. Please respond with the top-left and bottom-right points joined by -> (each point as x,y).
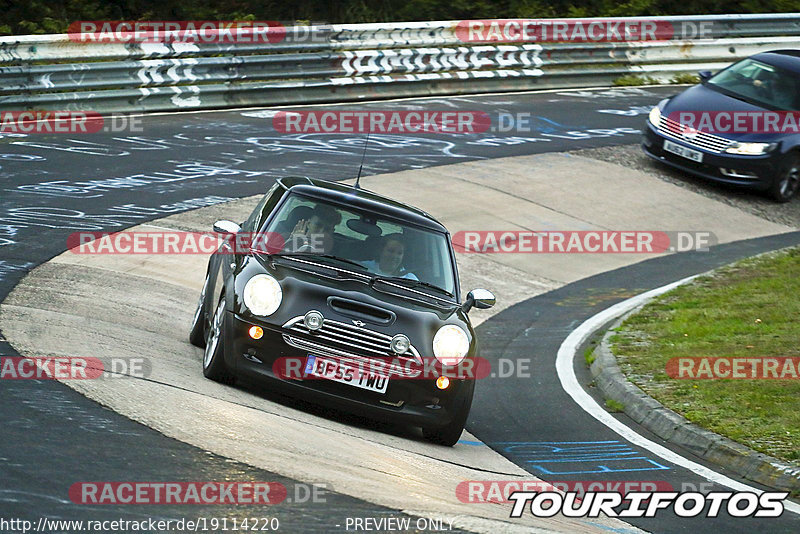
0,0 -> 798,35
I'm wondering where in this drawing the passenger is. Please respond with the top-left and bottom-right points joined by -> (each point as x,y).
285,204 -> 341,254
361,234 -> 417,280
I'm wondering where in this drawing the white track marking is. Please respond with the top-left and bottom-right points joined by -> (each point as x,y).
555,275 -> 800,515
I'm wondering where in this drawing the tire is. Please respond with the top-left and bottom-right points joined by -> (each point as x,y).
770,153 -> 800,203
202,295 -> 236,384
189,274 -> 209,348
422,382 -> 474,446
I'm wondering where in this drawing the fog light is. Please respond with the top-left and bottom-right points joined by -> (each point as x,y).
390,334 -> 410,355
304,310 -> 324,331
248,325 -> 264,340
436,376 -> 450,390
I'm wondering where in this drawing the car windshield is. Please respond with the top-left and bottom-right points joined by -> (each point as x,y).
707,58 -> 800,111
257,193 -> 457,297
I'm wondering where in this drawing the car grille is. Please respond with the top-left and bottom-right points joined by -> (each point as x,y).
658,115 -> 732,154
281,316 -> 423,376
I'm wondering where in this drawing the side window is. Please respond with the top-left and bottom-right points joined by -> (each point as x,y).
244,182 -> 283,232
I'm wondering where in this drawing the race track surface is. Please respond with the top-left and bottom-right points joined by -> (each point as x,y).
1,86 -> 798,533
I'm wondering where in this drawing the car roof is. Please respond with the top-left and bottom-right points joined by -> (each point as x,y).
751,50 -> 800,75
276,176 -> 448,232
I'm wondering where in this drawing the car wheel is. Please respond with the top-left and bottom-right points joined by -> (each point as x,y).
422,383 -> 474,446
770,154 -> 800,203
189,274 -> 209,348
202,295 -> 236,384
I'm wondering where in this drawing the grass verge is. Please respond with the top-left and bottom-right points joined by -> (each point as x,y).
611,247 -> 800,465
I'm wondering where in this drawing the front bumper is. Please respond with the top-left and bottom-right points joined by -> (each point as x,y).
642,123 -> 781,190
224,312 -> 473,428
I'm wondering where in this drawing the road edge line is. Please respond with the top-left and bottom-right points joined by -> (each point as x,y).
555,275 -> 800,515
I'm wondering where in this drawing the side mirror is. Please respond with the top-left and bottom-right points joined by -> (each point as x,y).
698,70 -> 712,83
463,288 -> 496,313
213,220 -> 241,235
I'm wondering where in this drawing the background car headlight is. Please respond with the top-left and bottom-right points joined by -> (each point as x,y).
432,325 -> 469,366
243,274 -> 282,316
648,106 -> 662,126
724,142 -> 775,155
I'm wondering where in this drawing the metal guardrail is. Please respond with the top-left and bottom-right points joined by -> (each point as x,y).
1,14 -> 800,113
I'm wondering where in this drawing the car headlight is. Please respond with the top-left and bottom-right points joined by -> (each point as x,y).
432,325 -> 470,366
243,274 -> 282,316
724,142 -> 775,155
648,106 -> 662,126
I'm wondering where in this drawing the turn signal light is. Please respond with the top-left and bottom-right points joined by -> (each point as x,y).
248,326 -> 264,340
436,376 -> 450,390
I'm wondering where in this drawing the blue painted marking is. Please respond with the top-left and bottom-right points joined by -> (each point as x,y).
531,458 -> 669,475
457,440 -> 483,446
580,520 -> 643,534
494,441 -> 671,474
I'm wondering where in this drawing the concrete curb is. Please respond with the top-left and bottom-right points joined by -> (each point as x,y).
590,307 -> 800,494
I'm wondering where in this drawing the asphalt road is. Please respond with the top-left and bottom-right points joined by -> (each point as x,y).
3,85 -> 796,532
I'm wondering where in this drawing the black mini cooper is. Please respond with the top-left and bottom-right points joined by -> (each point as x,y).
189,177 -> 495,446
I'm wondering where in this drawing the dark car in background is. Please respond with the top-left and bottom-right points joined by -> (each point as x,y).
189,176 -> 495,446
643,50 -> 800,202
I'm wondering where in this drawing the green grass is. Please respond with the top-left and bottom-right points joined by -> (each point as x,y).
613,75 -> 661,86
584,346 -> 596,366
611,247 -> 800,465
671,73 -> 701,85
605,399 -> 625,413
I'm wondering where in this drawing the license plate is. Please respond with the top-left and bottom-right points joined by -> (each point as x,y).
304,355 -> 388,394
663,139 -> 703,163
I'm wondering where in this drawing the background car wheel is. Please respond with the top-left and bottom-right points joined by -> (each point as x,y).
189,274 -> 209,348
422,382 -> 474,446
770,154 -> 800,202
202,295 -> 236,384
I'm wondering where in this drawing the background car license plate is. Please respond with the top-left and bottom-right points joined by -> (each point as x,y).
663,139 -> 703,162
305,355 -> 388,394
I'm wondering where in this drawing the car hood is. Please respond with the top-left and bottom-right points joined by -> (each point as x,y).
663,84 -> 779,143
237,255 -> 472,356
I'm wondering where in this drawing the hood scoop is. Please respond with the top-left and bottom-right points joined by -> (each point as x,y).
327,296 -> 394,326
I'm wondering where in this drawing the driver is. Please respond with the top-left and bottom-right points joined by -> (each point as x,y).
284,204 -> 341,254
361,234 -> 417,280
752,72 -> 797,110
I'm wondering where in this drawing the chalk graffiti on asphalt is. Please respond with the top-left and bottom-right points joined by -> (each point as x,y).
467,127 -> 641,146
555,88 -> 658,99
0,196 -> 234,234
597,106 -> 653,116
12,159 -> 267,199
0,260 -> 35,281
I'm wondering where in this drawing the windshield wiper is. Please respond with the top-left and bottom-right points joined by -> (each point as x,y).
259,251 -> 368,271
311,254 -> 370,270
371,275 -> 454,298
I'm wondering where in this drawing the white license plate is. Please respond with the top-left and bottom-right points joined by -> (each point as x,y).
663,139 -> 703,163
304,355 -> 388,394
